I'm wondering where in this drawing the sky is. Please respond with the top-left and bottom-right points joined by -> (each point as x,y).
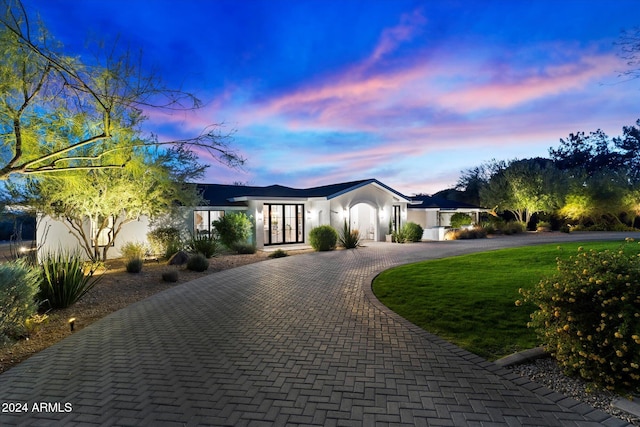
20,0 -> 640,195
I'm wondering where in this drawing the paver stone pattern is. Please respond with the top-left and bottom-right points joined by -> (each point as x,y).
0,233 -> 637,426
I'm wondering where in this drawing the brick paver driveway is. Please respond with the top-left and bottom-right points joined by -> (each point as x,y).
1,232 -> 638,426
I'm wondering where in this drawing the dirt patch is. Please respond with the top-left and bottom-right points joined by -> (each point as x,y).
0,249 -> 312,374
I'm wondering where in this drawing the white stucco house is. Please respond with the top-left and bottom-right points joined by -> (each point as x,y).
36,178 -> 487,259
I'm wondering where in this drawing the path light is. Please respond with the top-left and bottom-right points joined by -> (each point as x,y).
68,318 -> 76,332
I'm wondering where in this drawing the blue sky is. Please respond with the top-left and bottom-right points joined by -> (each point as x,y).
22,0 -> 640,195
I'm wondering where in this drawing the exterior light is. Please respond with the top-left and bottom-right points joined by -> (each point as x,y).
68,318 -> 76,332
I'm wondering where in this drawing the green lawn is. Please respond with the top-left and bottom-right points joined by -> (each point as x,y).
372,240 -> 631,361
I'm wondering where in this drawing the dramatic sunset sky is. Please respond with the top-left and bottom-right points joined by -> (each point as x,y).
22,0 -> 640,195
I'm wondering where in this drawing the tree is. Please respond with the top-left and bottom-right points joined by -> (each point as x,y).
31,144 -> 206,261
618,26 -> 640,80
0,0 -> 242,180
480,158 -> 563,226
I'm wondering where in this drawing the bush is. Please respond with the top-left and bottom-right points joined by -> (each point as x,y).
233,243 -> 257,254
188,234 -> 219,258
501,221 -> 526,235
161,270 -> 179,282
120,241 -> 148,261
445,228 -> 488,240
403,222 -> 423,242
186,253 -> 209,272
309,225 -> 338,251
147,227 -> 182,259
268,249 -> 288,258
392,227 -> 407,243
39,251 -> 102,309
339,220 -> 360,249
0,259 -> 40,344
450,213 -> 473,229
125,258 -> 143,273
213,212 -> 253,249
520,240 -> 640,392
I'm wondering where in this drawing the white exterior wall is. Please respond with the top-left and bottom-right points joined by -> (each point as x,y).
37,214 -> 151,260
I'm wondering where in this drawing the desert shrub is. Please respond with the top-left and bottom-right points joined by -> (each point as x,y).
233,242 -> 257,254
39,251 -> 102,309
501,221 -> 526,235
403,222 -> 423,242
519,240 -> 640,392
147,227 -> 182,258
536,221 -> 551,232
450,213 -> 473,229
188,233 -> 219,258
187,253 -> 209,272
392,227 -> 407,243
339,220 -> 360,249
120,241 -> 148,261
559,224 -> 571,233
309,225 -> 338,251
0,259 -> 40,344
213,212 -> 253,249
125,258 -> 143,273
268,249 -> 288,258
161,270 -> 179,282
445,228 -> 488,240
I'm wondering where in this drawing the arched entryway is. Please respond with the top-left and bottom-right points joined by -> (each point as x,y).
349,203 -> 377,241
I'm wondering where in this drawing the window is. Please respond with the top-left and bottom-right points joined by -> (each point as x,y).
263,204 -> 304,245
194,210 -> 224,235
393,205 -> 401,232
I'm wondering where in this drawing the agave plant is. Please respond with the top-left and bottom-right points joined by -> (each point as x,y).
339,220 -> 361,249
39,251 -> 102,309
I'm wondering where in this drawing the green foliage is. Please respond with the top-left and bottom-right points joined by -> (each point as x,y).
39,251 -> 102,309
309,225 -> 338,251
403,222 -> 424,242
121,241 -> 148,261
125,258 -> 143,273
450,213 -> 473,229
0,259 -> 40,344
213,212 -> 253,249
339,220 -> 361,249
520,241 -> 640,392
268,249 -> 288,258
186,253 -> 209,272
187,233 -> 219,258
147,227 -> 182,258
233,243 -> 257,254
392,227 -> 407,243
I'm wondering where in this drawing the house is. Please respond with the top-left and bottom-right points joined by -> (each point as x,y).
192,179 -> 412,248
36,178 -> 487,259
407,195 -> 487,240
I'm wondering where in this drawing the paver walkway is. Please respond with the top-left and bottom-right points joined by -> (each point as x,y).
1,232 -> 638,426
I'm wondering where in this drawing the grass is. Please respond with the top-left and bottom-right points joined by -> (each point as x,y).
372,240 -> 632,361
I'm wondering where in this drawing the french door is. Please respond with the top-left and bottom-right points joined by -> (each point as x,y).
263,204 -> 304,245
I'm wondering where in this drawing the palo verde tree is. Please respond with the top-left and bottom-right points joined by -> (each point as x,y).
28,142 -> 206,261
0,0 -> 243,181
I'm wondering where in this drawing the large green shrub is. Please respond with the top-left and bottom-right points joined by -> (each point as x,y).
213,212 -> 253,249
520,240 -> 640,392
40,251 -> 102,309
339,220 -> 360,249
147,227 -> 182,259
0,260 -> 40,344
450,213 -> 473,229
309,225 -> 338,251
403,222 -> 423,242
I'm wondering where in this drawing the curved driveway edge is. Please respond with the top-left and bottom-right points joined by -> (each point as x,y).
1,232 -> 638,426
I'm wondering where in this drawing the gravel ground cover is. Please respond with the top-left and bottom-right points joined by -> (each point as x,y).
510,357 -> 639,425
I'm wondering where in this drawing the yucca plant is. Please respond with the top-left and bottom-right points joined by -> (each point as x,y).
339,220 -> 361,249
39,251 -> 102,309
